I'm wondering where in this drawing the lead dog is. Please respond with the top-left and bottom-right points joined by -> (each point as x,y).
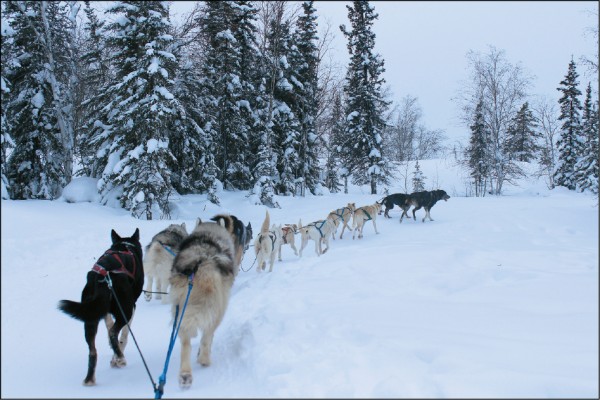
143,222 -> 188,303
378,193 -> 411,221
327,203 -> 355,239
352,202 -> 382,239
298,216 -> 337,256
169,214 -> 252,389
58,228 -> 144,386
278,222 -> 300,261
254,210 -> 282,272
401,189 -> 451,223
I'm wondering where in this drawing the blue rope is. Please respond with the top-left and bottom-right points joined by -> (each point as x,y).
155,273 -> 195,399
161,243 -> 177,257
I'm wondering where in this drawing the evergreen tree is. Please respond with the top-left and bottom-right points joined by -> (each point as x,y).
4,1 -> 77,200
1,28 -> 15,199
197,1 -> 252,196
324,91 -> 345,193
291,0 -> 322,196
574,83 -> 599,193
465,99 -> 490,197
340,1 -> 391,194
504,102 -> 541,162
74,1 -> 111,178
554,59 -> 583,191
93,1 -> 180,219
412,160 -> 426,191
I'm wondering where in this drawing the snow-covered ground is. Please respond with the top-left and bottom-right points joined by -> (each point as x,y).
1,159 -> 598,398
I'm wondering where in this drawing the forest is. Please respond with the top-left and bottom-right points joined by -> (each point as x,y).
1,1 -> 598,219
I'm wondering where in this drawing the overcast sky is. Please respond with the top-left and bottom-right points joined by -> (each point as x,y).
174,1 -> 599,144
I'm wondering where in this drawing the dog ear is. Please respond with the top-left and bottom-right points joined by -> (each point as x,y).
181,222 -> 187,231
132,228 -> 140,241
111,229 -> 120,243
196,218 -> 202,228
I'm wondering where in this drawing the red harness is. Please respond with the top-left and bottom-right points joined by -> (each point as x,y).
92,249 -> 137,280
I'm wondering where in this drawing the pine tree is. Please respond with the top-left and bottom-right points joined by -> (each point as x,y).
4,1 -> 77,200
291,0 -> 322,196
1,30 -> 15,199
504,102 -> 541,162
324,91 -> 345,193
74,1 -> 111,178
465,99 -> 490,197
574,83 -> 599,193
554,59 -> 583,191
412,160 -> 426,191
340,1 -> 391,194
93,1 -> 180,219
197,1 -> 253,196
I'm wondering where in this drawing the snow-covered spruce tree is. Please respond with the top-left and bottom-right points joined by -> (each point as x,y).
504,102 -> 541,162
554,59 -> 583,191
412,160 -> 426,192
94,2 -> 180,219
74,1 -> 112,178
290,0 -> 322,196
3,1 -> 77,200
574,82 -> 599,193
465,99 -> 491,197
340,0 -> 391,195
324,90 -> 345,193
196,1 -> 253,195
1,28 -> 15,199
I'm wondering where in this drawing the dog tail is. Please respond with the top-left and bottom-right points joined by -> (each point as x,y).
58,278 -> 111,322
261,210 -> 270,235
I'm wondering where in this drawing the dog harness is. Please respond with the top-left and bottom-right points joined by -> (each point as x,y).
258,231 -> 276,251
331,207 -> 352,222
92,244 -> 138,280
308,220 -> 328,238
357,208 -> 372,221
159,242 -> 177,257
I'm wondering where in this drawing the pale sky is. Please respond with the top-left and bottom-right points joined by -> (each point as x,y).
170,1 -> 599,145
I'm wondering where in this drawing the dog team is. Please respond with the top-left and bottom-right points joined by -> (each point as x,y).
57,189 -> 449,389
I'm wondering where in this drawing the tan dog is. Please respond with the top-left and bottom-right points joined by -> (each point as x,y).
352,202 -> 383,239
169,213 -> 252,389
298,216 -> 337,256
253,210 -> 282,272
327,202 -> 355,239
278,222 -> 300,261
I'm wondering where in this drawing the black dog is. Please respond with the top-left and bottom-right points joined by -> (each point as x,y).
402,189 -> 451,223
58,228 -> 144,386
378,193 -> 411,220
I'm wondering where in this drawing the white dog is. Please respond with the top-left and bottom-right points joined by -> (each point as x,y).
298,216 -> 337,256
278,222 -> 300,261
253,210 -> 282,272
143,222 -> 188,303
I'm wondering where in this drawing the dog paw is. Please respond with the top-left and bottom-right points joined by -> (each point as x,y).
83,378 -> 96,386
198,354 -> 211,366
110,356 -> 126,368
179,373 -> 193,389
144,293 -> 151,301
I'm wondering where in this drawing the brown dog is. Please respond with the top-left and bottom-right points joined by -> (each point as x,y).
352,202 -> 382,239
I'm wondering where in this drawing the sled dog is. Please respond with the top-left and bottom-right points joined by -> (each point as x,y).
143,222 -> 188,302
327,202 -> 355,239
169,214 -> 251,389
401,189 -> 450,223
58,228 -> 144,386
378,193 -> 412,221
352,203 -> 383,239
254,210 -> 282,272
298,216 -> 337,256
278,222 -> 300,261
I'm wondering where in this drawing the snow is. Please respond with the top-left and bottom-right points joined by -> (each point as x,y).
30,90 -> 45,109
1,159 -> 598,399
